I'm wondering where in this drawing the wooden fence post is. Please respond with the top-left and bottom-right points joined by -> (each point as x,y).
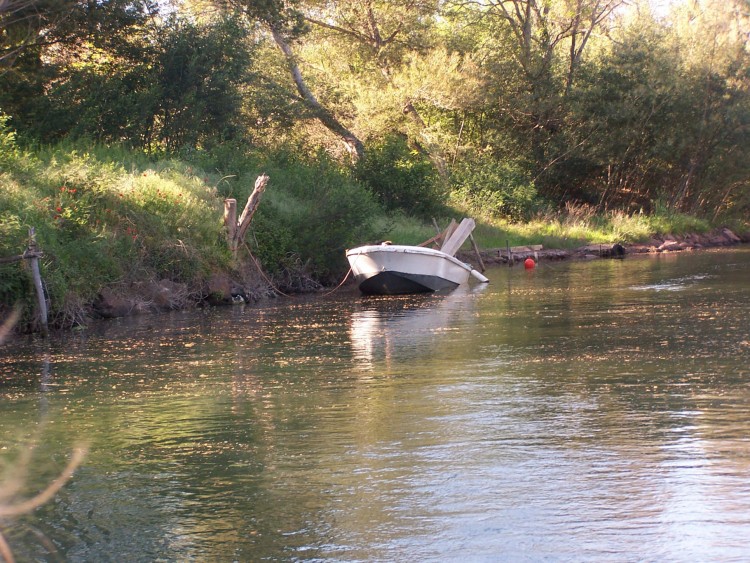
224,198 -> 237,247
27,227 -> 48,336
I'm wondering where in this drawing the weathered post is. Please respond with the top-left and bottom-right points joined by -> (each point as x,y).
27,227 -> 48,336
469,233 -> 485,272
224,198 -> 237,247
227,174 -> 269,256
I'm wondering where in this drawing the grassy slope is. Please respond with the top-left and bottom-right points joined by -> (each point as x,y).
1,142 -> 232,327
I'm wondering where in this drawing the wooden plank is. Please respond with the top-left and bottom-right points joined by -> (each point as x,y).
441,219 -> 458,246
510,244 -> 543,252
469,233 -> 485,272
431,218 -> 442,237
417,232 -> 444,247
441,218 -> 475,256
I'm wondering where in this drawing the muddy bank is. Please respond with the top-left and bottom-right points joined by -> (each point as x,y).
459,227 -> 749,268
91,265 -> 275,320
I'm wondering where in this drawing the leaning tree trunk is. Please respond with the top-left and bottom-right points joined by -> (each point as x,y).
271,28 -> 364,162
225,174 -> 269,257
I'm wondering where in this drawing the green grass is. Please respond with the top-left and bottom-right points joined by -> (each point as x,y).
1,138 -> 232,327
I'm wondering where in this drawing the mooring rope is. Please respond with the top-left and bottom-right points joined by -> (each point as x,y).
321,249 -> 367,296
321,267 -> 353,297
242,242 -> 359,298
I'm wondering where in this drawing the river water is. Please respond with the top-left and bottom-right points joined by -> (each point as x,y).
1,248 -> 749,561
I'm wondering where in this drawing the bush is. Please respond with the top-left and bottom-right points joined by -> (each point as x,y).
242,153 -> 386,284
354,135 -> 445,219
449,155 -> 540,221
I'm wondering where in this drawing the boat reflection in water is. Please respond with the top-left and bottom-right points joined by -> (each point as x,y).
348,284 -> 488,368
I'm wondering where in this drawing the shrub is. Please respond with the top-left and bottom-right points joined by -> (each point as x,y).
449,155 -> 540,221
243,154 -> 386,284
354,135 -> 444,219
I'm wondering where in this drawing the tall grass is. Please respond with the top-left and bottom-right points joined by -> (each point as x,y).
1,130 -> 387,327
1,133 -> 231,328
445,201 -> 712,250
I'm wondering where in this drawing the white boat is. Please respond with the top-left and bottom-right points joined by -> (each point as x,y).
346,218 -> 489,295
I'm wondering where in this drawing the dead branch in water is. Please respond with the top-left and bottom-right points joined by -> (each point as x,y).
0,441 -> 88,562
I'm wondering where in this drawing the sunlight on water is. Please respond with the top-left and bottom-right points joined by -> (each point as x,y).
1,248 -> 749,561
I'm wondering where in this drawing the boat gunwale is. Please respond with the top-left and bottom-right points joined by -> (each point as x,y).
345,244 -> 472,271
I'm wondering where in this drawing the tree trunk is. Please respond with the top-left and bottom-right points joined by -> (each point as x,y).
270,28 -> 364,162
228,174 -> 269,256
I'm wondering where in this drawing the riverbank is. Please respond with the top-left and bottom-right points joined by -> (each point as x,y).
3,228 -> 747,343
459,227 -> 749,268
98,227 -> 749,318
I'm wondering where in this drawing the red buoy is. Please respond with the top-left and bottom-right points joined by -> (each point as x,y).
524,258 -> 536,269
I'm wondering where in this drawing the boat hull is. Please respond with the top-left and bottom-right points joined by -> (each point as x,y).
346,245 -> 472,295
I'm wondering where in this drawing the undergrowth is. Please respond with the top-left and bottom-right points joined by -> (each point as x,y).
0,129 -> 385,328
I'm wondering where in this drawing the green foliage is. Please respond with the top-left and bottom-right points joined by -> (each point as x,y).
448,155 -> 539,221
0,214 -> 31,314
245,153 -> 386,283
0,114 -> 19,165
153,16 -> 255,151
354,135 -> 444,219
3,15 -> 256,152
246,204 -> 295,275
561,23 -> 682,206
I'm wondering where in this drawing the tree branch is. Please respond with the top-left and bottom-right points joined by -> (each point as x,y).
270,26 -> 364,160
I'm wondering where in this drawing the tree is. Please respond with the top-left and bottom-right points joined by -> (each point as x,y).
1,9 -> 256,150
1,0 -> 157,70
561,0 -> 750,217
1,0 -> 74,69
0,0 -> 159,137
153,16 -> 255,151
663,0 -> 750,214
303,1 -> 437,126
445,0 -> 625,194
296,0 -> 494,179
219,0 -> 365,160
269,26 -> 365,160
